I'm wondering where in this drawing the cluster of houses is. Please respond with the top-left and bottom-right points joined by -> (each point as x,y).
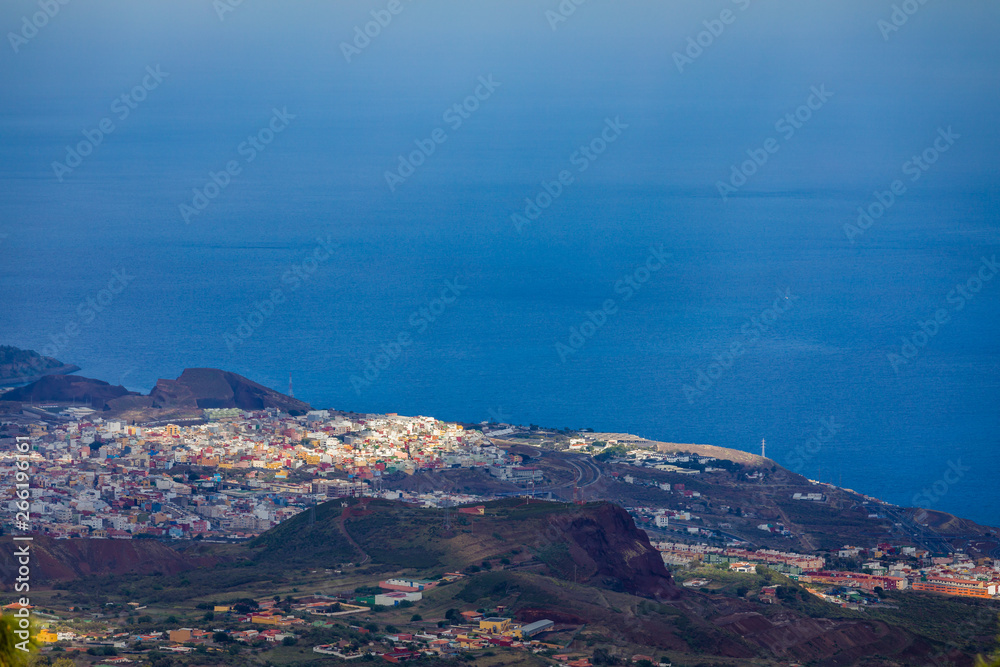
655,542 -> 825,574
312,613 -> 561,663
668,539 -> 1000,602
0,409 -> 529,538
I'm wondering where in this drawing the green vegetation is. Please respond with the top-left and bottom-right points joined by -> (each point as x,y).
866,592 -> 1000,653
594,445 -> 629,462
456,572 -> 549,609
679,566 -> 857,619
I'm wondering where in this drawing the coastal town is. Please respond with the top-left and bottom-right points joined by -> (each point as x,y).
2,402 -> 1000,665
2,406 -> 999,605
0,408 -> 509,539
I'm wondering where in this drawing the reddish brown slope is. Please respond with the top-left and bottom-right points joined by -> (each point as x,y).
0,536 -> 221,586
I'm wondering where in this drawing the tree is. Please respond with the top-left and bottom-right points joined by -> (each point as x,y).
213,632 -> 231,643
281,636 -> 297,646
0,615 -> 37,666
593,648 -> 618,665
410,614 -> 422,622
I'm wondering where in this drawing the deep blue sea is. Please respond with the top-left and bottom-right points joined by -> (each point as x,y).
1,2 -> 998,525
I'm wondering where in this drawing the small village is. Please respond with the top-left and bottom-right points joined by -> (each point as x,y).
5,571 -> 633,667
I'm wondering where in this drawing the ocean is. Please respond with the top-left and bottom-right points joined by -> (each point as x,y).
1,1 -> 997,525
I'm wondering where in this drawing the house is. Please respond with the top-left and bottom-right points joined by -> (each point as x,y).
36,629 -> 59,643
729,562 -> 756,573
374,591 -> 422,606
382,650 -> 418,662
479,617 -> 511,634
381,578 -> 437,592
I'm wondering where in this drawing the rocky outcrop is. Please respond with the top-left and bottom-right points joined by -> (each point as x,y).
149,368 -> 310,415
0,345 -> 80,386
561,503 -> 679,600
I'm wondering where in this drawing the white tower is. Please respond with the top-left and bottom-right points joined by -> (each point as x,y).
761,438 -> 766,458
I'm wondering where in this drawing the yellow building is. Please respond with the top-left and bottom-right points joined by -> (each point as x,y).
37,629 -> 58,643
251,614 -> 280,625
479,617 -> 511,634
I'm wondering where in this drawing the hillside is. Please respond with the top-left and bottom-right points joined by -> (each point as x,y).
0,374 -> 135,410
18,498 -> 997,665
0,535 -> 222,584
252,498 -> 678,600
145,367 -> 311,415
